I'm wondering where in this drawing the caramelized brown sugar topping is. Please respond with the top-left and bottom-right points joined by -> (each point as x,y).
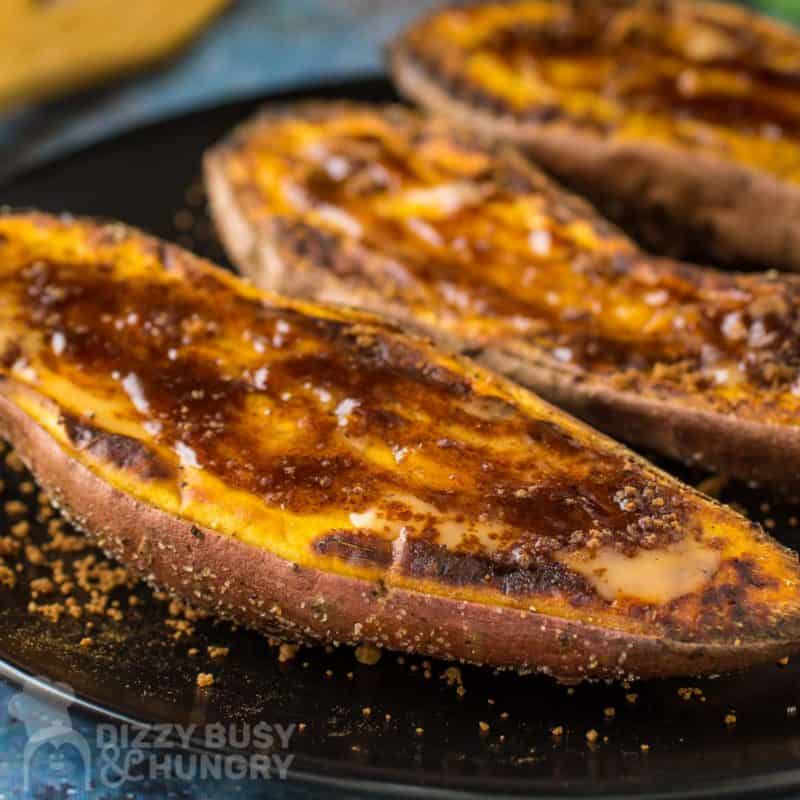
220,104 -> 800,427
1,213 -> 799,645
400,1 -> 800,181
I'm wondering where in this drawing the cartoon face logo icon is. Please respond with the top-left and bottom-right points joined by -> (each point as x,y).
7,675 -> 91,794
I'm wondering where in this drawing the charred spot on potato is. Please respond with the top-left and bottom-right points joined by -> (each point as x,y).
313,530 -> 393,569
526,418 -> 583,453
62,414 -> 173,480
0,343 -> 21,370
400,537 -> 595,602
277,220 -> 348,274
729,555 -> 779,591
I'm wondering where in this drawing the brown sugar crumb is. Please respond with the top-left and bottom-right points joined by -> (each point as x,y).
30,577 -> 55,596
362,707 -> 372,718
278,643 -> 299,663
778,656 -> 790,666
65,600 -> 82,619
0,537 -> 20,556
44,531 -> 87,553
28,601 -> 64,623
442,666 -> 463,687
551,725 -> 564,737
640,743 -> 650,753
0,564 -> 16,588
82,592 -> 106,615
604,707 -> 616,718
167,599 -> 184,617
415,727 -> 424,736
79,637 -> 93,648
5,451 -> 24,472
73,555 -> 130,594
4,500 -> 27,516
724,712 -> 737,726
354,643 -> 382,666
188,648 -> 199,657
10,521 -> 29,538
585,729 -> 599,744
207,646 -> 230,660
164,618 -> 194,639
625,693 -> 638,704
196,672 -> 214,688
19,481 -> 34,495
24,544 -> 45,565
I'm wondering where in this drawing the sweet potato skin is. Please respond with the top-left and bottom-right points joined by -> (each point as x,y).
1,389 -> 796,682
203,102 -> 800,491
389,1 -> 800,272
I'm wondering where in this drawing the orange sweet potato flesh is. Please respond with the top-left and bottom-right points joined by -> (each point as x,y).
389,0 -> 800,271
204,101 -> 800,491
2,212 -> 800,681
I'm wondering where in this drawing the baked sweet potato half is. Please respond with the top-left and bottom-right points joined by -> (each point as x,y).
3,212 -> 800,680
204,102 -> 800,491
390,0 -> 800,271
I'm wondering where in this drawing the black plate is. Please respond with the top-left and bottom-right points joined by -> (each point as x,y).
4,78 -> 800,799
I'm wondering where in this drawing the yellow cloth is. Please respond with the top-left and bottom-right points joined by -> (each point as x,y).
0,0 -> 229,110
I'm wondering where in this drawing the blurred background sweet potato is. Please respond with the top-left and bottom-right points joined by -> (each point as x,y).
0,0 -> 797,182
